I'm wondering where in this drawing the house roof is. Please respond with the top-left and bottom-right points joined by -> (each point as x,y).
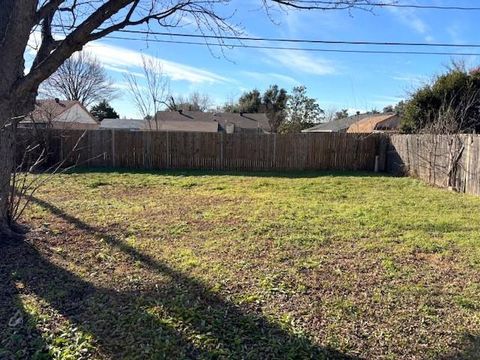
154,119 -> 219,132
302,114 -> 372,133
347,113 -> 398,133
155,111 -> 271,132
99,118 -> 219,132
25,99 -> 98,124
211,113 -> 270,132
100,118 -> 145,130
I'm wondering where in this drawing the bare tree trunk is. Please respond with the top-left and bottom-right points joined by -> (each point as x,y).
0,105 -> 16,237
0,0 -> 36,239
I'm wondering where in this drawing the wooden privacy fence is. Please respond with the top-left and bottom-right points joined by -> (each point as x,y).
16,129 -> 480,195
388,134 -> 480,195
30,129 -> 384,172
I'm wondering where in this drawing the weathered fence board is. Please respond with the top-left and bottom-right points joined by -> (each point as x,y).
387,134 -> 480,196
18,129 -> 383,172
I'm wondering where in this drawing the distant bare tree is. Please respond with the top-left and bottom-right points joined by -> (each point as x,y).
170,92 -> 213,112
323,107 -> 339,123
42,52 -> 116,107
334,109 -> 349,120
125,56 -> 171,126
383,105 -> 394,113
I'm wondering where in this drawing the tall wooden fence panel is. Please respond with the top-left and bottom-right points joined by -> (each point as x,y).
21,129 -> 383,172
17,129 -> 480,196
387,134 -> 480,195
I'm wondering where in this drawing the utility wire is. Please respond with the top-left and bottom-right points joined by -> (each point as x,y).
104,34 -> 480,56
111,28 -> 480,48
52,25 -> 480,49
290,1 -> 480,11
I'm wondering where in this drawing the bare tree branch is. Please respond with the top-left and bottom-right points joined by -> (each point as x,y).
42,51 -> 117,107
124,55 -> 171,125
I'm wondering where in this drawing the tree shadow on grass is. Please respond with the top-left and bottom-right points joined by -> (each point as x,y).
0,245 -> 51,360
440,334 -> 480,360
1,196 -> 361,359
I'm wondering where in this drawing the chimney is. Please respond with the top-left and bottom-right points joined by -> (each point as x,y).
226,123 -> 235,134
55,98 -> 66,107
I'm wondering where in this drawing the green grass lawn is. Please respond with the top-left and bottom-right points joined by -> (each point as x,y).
1,170 -> 480,359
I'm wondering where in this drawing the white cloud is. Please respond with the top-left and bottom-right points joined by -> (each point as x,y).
392,73 -> 429,85
387,7 -> 432,41
241,71 -> 299,85
111,81 -> 142,91
26,32 -> 229,84
103,64 -> 145,78
446,23 -> 468,46
370,95 -> 405,107
263,49 -> 336,76
85,41 -> 230,84
424,35 -> 435,43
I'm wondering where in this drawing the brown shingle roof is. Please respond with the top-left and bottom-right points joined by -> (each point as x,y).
302,114 -> 372,133
100,118 -> 218,132
149,119 -> 218,132
347,113 -> 399,133
25,99 -> 98,124
211,113 -> 270,133
99,119 -> 145,130
155,111 -> 271,133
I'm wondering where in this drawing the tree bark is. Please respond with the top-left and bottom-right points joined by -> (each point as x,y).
0,110 -> 16,238
0,0 -> 36,239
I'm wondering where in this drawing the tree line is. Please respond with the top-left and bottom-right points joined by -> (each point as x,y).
223,85 -> 323,133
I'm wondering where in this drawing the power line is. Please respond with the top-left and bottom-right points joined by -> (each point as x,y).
291,1 -> 480,11
112,28 -> 480,48
104,34 -> 480,56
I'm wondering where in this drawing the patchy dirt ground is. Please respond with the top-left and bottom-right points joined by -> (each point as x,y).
1,170 -> 480,359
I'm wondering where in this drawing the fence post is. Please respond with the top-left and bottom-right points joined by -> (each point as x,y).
111,130 -> 115,168
273,133 -> 276,169
59,130 -> 63,165
464,134 -> 472,193
220,132 -> 224,170
166,131 -> 171,169
376,135 -> 388,172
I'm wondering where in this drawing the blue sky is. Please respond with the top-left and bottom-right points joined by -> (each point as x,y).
39,1 -> 480,118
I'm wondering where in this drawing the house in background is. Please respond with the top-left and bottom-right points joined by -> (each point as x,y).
347,113 -> 399,133
75,110 -> 270,134
210,112 -> 271,134
100,118 -> 146,131
302,113 -> 400,134
302,113 -> 371,133
21,99 -> 99,130
154,110 -> 271,134
100,117 -> 219,133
